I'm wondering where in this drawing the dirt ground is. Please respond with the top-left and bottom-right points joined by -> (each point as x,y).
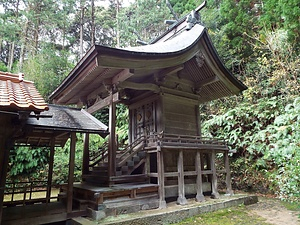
246,197 -> 300,225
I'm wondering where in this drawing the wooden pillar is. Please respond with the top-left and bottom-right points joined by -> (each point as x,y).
210,150 -> 220,199
224,151 -> 233,195
46,137 -> 55,203
195,105 -> 201,136
108,95 -> 116,179
0,136 -> 10,224
67,132 -> 76,213
82,133 -> 90,176
195,151 -> 205,202
177,150 -> 187,205
157,147 -> 166,208
145,152 -> 150,176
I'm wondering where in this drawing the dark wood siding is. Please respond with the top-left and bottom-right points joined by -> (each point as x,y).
163,95 -> 199,135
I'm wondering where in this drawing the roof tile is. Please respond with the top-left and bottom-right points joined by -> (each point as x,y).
0,71 -> 48,112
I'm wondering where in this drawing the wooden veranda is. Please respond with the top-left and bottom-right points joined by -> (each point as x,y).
1,104 -> 108,225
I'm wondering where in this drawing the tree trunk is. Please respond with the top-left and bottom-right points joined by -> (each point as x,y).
18,20 -> 29,72
80,1 -> 85,58
8,42 -> 15,71
91,0 -> 95,46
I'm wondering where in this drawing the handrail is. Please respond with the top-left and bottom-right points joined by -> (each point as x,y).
4,181 -> 58,206
117,135 -> 146,167
146,132 -> 228,147
89,142 -> 109,167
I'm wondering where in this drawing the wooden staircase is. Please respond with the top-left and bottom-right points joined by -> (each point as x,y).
82,136 -> 148,186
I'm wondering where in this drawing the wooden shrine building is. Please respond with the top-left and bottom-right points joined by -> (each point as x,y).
0,72 -> 108,224
49,3 -> 247,218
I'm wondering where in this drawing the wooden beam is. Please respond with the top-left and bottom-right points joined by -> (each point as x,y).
108,95 -> 116,179
157,147 -> 166,208
82,133 -> 90,176
118,81 -> 160,93
111,68 -> 134,84
87,92 -> 120,114
177,150 -> 187,205
224,152 -> 233,195
53,58 -> 99,104
195,151 -> 205,202
46,137 -> 55,203
199,44 -> 241,94
0,136 -> 10,224
195,105 -> 201,136
67,132 -> 76,213
210,150 -> 220,199
195,76 -> 219,89
160,86 -> 200,100
158,65 -> 184,77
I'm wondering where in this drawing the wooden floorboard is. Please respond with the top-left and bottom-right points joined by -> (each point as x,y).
2,202 -> 68,225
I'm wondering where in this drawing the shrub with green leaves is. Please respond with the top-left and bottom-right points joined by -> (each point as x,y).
203,96 -> 300,201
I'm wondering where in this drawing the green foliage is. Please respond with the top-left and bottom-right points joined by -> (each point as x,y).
116,104 -> 129,145
203,97 -> 300,201
0,62 -> 8,72
118,0 -> 171,46
8,146 -> 49,180
259,0 -> 300,44
22,45 -> 74,99
52,137 -> 83,184
169,0 -> 201,16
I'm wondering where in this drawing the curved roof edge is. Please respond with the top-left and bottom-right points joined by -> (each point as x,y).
49,22 -> 247,104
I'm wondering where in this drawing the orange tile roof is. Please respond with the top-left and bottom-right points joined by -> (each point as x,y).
0,71 -> 48,112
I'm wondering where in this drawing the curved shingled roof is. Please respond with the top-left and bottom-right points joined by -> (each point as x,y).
49,13 -> 246,108
0,72 -> 48,112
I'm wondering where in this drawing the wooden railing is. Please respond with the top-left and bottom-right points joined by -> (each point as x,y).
146,132 -> 229,150
89,142 -> 109,167
4,181 -> 58,207
117,135 -> 146,167
89,136 -> 146,169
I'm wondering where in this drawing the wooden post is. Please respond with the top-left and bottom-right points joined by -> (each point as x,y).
82,133 -> 90,176
157,147 -> 166,208
108,94 -> 116,179
195,151 -> 205,202
145,152 -> 150,177
195,105 -> 201,136
46,137 -> 55,203
210,150 -> 220,199
177,150 -> 187,205
0,136 -> 10,224
67,132 -> 76,213
224,152 -> 233,195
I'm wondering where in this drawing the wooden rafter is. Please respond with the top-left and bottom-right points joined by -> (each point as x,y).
111,68 -> 134,84
87,92 -> 120,114
118,81 -> 160,93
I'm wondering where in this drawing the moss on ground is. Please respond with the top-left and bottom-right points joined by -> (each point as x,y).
171,204 -> 270,225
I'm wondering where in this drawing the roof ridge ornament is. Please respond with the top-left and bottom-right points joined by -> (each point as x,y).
186,1 -> 207,30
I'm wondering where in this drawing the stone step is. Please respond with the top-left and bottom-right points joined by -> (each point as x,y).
126,160 -> 134,167
82,174 -> 109,185
137,151 -> 146,158
132,156 -> 140,162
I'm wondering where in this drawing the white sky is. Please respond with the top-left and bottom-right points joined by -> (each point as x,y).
0,0 -> 135,13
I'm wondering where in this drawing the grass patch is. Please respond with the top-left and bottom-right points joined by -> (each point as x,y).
280,200 -> 300,212
4,188 -> 59,202
171,204 -> 270,225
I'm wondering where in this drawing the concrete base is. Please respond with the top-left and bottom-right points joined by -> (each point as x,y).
98,195 -> 258,225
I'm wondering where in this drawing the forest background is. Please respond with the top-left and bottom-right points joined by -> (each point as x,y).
1,0 -> 299,202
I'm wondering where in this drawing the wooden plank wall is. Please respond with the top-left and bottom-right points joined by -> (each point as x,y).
163,95 -> 199,135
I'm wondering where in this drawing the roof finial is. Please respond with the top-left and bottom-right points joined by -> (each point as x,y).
186,1 -> 207,30
18,73 -> 24,81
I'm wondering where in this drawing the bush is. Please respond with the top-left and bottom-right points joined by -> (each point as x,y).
203,97 -> 300,201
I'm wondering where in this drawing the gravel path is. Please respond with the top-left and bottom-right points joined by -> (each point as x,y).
246,197 -> 300,225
